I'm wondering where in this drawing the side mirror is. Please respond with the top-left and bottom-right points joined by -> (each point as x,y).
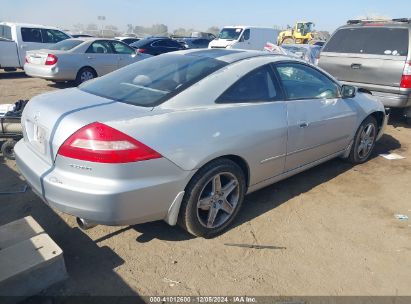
341,85 -> 356,98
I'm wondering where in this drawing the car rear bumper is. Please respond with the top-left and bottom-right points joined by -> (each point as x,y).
15,139 -> 192,226
340,81 -> 411,108
371,91 -> 411,108
24,63 -> 76,81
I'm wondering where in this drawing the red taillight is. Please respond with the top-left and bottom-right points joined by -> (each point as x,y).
25,56 -> 29,64
57,122 -> 162,163
400,61 -> 411,89
137,48 -> 146,53
45,54 -> 58,66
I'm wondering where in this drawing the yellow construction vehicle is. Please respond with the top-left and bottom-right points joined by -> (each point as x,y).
277,21 -> 316,45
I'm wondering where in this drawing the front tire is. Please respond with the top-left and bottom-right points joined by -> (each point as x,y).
178,159 -> 246,238
348,116 -> 378,164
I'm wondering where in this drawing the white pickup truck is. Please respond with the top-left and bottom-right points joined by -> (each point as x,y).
0,22 -> 71,71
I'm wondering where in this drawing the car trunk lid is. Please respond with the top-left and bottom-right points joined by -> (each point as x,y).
26,49 -> 67,65
21,88 -> 153,165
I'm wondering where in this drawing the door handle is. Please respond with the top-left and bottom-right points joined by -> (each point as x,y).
351,63 -> 362,69
20,44 -> 27,49
299,122 -> 309,128
87,56 -> 95,59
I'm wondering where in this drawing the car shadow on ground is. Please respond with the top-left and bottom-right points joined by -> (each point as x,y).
132,221 -> 195,243
232,132 -> 401,231
0,158 -> 143,299
0,71 -> 26,79
388,108 -> 410,129
47,81 -> 77,89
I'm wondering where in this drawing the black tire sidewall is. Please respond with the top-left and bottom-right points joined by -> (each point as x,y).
349,116 -> 378,164
180,159 -> 246,238
1,140 -> 16,160
76,67 -> 96,85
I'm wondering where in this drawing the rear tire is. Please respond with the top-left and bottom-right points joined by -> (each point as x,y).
178,159 -> 246,238
75,67 -> 96,85
1,139 -> 17,160
348,116 -> 378,164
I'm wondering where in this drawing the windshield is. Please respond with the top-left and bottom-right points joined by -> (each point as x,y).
79,54 -> 227,107
49,39 -> 84,51
218,28 -> 243,40
297,23 -> 314,35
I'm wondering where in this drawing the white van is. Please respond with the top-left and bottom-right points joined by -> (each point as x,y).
0,22 -> 71,71
209,26 -> 279,50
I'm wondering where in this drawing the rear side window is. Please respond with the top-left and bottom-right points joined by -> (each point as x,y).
21,28 -> 42,43
323,27 -> 409,56
217,65 -> 282,103
0,25 -> 12,40
42,29 -> 70,43
110,41 -> 135,54
86,41 -> 112,54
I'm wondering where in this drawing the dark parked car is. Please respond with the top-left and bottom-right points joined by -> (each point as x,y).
130,37 -> 186,55
319,18 -> 411,123
175,38 -> 212,49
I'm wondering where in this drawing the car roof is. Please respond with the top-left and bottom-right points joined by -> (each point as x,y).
176,49 -> 285,63
66,37 -> 127,42
0,22 -> 60,30
340,19 -> 411,29
115,36 -> 139,40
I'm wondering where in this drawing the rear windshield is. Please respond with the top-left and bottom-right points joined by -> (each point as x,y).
323,27 -> 409,56
79,54 -> 227,107
218,28 -> 243,40
0,25 -> 12,40
49,39 -> 84,51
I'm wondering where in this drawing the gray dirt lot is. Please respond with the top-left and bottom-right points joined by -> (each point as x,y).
0,70 -> 411,297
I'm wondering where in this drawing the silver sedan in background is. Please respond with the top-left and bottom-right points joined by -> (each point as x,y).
15,50 -> 388,238
24,38 -> 151,84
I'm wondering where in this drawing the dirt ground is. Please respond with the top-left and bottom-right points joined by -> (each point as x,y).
1,70 -> 411,298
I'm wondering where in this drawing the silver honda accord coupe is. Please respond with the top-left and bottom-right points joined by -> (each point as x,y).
15,49 -> 388,237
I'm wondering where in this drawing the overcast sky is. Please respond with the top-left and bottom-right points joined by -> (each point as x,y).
1,0 -> 409,32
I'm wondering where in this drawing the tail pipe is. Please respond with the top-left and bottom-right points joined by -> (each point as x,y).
76,217 -> 97,230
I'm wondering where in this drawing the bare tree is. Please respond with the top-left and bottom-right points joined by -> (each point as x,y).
207,26 -> 220,36
151,24 -> 168,36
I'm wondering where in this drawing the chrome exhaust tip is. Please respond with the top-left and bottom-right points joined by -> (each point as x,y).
76,217 -> 97,230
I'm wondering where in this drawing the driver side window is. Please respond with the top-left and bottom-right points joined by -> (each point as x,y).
242,29 -> 250,41
275,63 -> 340,100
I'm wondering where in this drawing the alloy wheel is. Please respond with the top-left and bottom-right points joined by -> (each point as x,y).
196,172 -> 240,229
